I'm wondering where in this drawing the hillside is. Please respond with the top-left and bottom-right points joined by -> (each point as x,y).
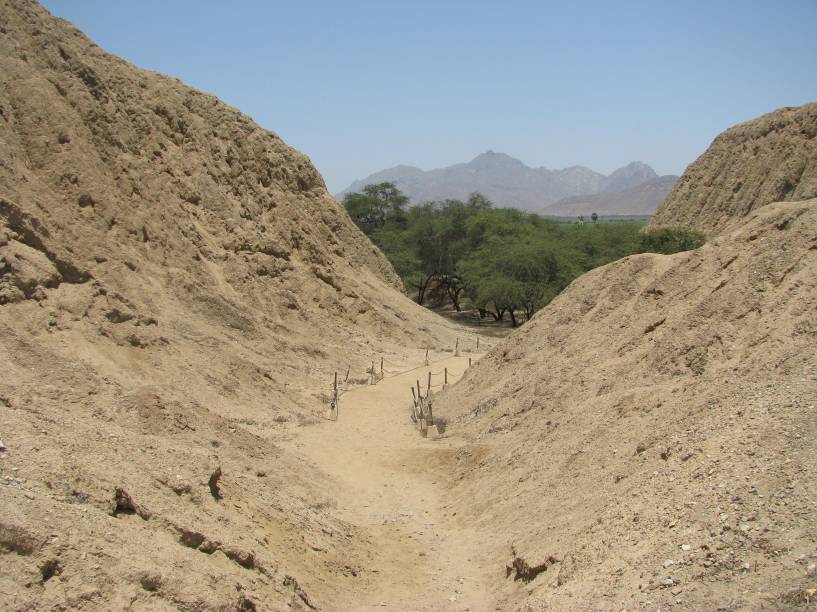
436,200 -> 816,609
337,153 -> 659,211
433,105 -> 817,607
0,1 -> 473,608
648,103 -> 817,235
541,175 -> 678,217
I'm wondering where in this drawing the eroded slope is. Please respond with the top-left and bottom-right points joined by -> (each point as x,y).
0,0 -> 469,608
648,102 -> 817,235
437,200 -> 817,609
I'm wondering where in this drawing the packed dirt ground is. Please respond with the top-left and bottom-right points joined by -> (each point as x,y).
2,0 -> 816,610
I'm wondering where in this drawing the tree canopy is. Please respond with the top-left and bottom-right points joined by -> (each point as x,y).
342,183 -> 704,325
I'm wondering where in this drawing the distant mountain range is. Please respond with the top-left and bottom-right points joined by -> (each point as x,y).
336,151 -> 678,215
541,175 -> 679,217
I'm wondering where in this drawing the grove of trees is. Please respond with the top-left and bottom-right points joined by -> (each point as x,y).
343,182 -> 703,326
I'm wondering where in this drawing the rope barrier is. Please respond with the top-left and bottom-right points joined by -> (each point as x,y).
323,346 -> 479,418
327,360 -> 468,391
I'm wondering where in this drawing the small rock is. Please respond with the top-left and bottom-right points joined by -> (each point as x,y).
661,578 -> 676,587
224,546 -> 254,569
663,559 -> 675,568
139,572 -> 162,591
111,487 -> 150,520
208,466 -> 222,500
681,544 -> 691,552
40,559 -> 63,582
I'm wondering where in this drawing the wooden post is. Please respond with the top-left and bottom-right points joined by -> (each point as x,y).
345,365 -> 350,382
476,337 -> 480,350
424,348 -> 429,366
371,360 -> 375,385
416,380 -> 423,422
455,337 -> 459,356
427,371 -> 431,395
380,357 -> 384,379
469,357 -> 472,367
444,367 -> 448,386
333,372 -> 339,420
411,386 -> 416,402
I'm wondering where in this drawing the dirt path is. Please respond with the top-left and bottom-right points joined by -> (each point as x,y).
283,352 -> 497,611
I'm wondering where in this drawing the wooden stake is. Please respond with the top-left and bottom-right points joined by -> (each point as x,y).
424,348 -> 429,365
444,367 -> 448,385
469,357 -> 472,367
345,365 -> 350,382
371,360 -> 375,384
455,337 -> 459,356
333,372 -> 339,420
416,380 -> 423,420
411,386 -> 417,402
476,337 -> 480,350
380,357 -> 384,378
427,371 -> 431,395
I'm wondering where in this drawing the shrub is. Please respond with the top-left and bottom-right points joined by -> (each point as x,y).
639,227 -> 706,254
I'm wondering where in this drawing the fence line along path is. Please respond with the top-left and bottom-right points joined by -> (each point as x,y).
282,350 -> 492,610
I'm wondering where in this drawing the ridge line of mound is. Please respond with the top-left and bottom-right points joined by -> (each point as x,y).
648,102 -> 817,235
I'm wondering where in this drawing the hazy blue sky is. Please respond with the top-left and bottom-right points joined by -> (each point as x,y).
41,0 -> 817,193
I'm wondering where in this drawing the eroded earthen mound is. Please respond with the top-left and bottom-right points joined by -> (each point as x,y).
438,200 -> 817,609
0,1 -> 466,608
648,102 -> 817,235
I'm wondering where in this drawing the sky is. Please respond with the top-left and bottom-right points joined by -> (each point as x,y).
41,0 -> 817,194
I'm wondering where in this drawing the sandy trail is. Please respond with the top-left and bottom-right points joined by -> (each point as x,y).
283,351 -> 496,611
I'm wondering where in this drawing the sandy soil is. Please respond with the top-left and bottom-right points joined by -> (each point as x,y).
282,350 -> 496,611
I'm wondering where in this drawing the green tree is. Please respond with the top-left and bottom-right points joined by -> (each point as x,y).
341,184 -> 650,323
342,182 -> 408,235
